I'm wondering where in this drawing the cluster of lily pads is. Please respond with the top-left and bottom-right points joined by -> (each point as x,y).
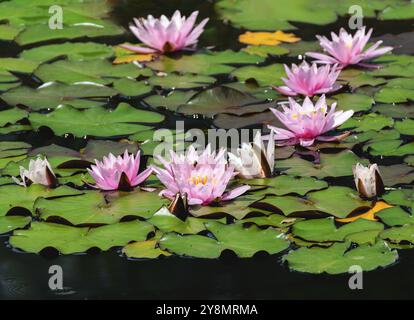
0,0 -> 413,275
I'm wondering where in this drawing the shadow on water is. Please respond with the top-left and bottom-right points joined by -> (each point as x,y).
1,241 -> 414,299
1,0 -> 414,299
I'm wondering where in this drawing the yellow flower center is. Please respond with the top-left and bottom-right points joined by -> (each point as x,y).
190,175 -> 208,185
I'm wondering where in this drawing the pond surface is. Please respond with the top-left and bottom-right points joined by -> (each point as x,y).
0,0 -> 414,299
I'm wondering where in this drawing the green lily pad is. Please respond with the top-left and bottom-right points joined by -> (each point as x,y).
10,220 -> 154,254
0,24 -> 22,41
35,190 -> 167,226
365,140 -> 414,157
239,214 -> 301,228
144,91 -> 196,112
0,184 -> 82,216
284,241 -> 398,274
276,151 -> 366,179
160,222 -> 289,258
340,113 -> 394,132
34,59 -> 146,85
147,73 -> 216,89
123,239 -> 171,259
292,218 -> 384,244
0,216 -> 31,234
379,164 -> 414,186
29,103 -> 164,137
331,93 -> 373,112
148,207 -> 225,234
375,87 -> 414,103
247,175 -> 328,196
1,83 -> 118,110
382,189 -> 414,210
380,224 -> 414,244
0,108 -> 27,127
20,42 -> 114,62
338,70 -> 387,89
113,78 -> 152,97
16,20 -> 124,45
159,233 -> 223,258
241,45 -> 289,57
147,50 -> 264,75
205,221 -> 289,257
255,186 -> 371,218
0,58 -> 39,75
395,119 -> 414,136
231,64 -> 285,87
177,86 -> 272,117
377,206 -> 414,227
190,195 -> 264,219
372,104 -> 414,118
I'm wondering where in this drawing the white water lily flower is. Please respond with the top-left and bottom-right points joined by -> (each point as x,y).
228,131 -> 275,179
13,156 -> 57,187
352,163 -> 384,198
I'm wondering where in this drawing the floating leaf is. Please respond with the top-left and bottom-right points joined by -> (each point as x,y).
148,207 -> 225,234
112,78 -> 152,97
0,216 -> 31,234
177,86 -> 272,117
35,190 -> 167,225
34,59 -> 147,85
147,50 -> 264,75
144,91 -> 196,112
160,222 -> 289,258
292,218 -> 383,243
284,241 -> 398,274
10,220 -> 154,254
2,83 -> 118,110
123,239 -> 171,259
205,221 -> 289,257
242,45 -> 289,57
247,175 -> 328,196
255,186 -> 371,218
147,73 -> 216,89
231,64 -> 285,86
29,103 -> 164,137
340,113 -> 394,132
276,151 -> 366,178
330,93 -> 373,112
0,108 -> 27,127
20,42 -> 114,62
0,184 -> 82,216
380,224 -> 414,244
377,206 -> 414,227
16,20 -> 124,45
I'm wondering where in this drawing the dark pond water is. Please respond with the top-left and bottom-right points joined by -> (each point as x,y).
1,0 -> 414,299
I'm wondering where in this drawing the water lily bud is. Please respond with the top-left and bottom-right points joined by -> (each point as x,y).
13,156 -> 57,188
353,163 -> 384,198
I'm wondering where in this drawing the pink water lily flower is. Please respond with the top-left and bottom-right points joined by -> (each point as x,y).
306,27 -> 393,69
274,61 -> 341,97
88,150 -> 152,191
152,145 -> 250,206
266,95 -> 354,147
120,10 -> 209,54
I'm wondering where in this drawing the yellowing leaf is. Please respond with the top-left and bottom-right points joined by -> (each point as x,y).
113,54 -> 156,64
336,201 -> 393,223
239,30 -> 301,46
